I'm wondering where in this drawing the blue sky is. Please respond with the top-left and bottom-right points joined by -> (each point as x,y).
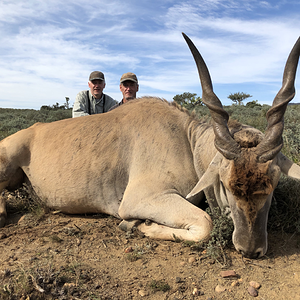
0,0 -> 300,109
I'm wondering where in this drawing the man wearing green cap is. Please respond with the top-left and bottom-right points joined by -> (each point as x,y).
72,71 -> 117,117
109,72 -> 139,111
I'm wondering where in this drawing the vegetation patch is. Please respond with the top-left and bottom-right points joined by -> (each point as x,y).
125,242 -> 157,262
0,261 -> 96,300
5,184 -> 48,225
180,206 -> 234,265
271,175 -> 300,233
0,107 -> 71,140
149,279 -> 171,292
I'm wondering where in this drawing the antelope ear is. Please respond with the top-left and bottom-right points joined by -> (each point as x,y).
278,152 -> 300,179
186,152 -> 222,199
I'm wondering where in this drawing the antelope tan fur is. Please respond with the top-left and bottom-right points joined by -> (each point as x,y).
1,33 -> 300,258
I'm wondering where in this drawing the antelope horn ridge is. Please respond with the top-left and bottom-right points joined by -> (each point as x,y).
256,37 -> 300,163
182,32 -> 241,160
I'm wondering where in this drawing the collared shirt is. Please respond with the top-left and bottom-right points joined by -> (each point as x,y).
108,99 -> 125,112
72,90 -> 117,118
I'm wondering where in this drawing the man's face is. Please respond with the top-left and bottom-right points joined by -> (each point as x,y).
120,81 -> 139,102
88,79 -> 106,99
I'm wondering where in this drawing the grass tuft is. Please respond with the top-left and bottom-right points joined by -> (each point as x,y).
149,279 -> 170,292
5,184 -> 48,225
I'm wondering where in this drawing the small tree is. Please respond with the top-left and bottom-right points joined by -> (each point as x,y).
228,92 -> 252,106
40,105 -> 51,110
246,100 -> 261,108
64,97 -> 70,109
173,92 -> 202,109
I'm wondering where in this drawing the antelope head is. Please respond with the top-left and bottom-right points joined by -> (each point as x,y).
184,33 -> 300,258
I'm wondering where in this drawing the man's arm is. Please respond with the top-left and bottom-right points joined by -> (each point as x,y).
72,91 -> 90,118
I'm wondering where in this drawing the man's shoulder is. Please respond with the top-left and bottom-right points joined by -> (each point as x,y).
104,94 -> 115,101
104,94 -> 118,104
108,101 -> 122,111
77,90 -> 89,97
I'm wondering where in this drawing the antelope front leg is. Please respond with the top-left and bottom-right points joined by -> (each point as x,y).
119,188 -> 213,242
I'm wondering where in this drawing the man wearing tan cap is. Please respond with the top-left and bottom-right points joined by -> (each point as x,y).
72,71 -> 117,117
109,72 -> 139,111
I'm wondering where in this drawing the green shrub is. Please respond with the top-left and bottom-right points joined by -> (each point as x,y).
149,280 -> 170,292
0,108 -> 72,141
271,175 -> 300,233
202,207 -> 233,264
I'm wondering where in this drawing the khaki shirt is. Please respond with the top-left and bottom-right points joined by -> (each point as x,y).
108,100 -> 124,111
72,90 -> 117,118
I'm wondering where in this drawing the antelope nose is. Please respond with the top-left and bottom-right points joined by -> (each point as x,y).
237,248 -> 264,259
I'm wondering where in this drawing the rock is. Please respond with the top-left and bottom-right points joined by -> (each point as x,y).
188,257 -> 196,264
249,281 -> 261,289
192,287 -> 204,295
248,286 -> 258,297
63,282 -> 76,289
138,289 -> 148,297
231,280 -> 239,287
220,270 -> 237,278
124,246 -> 133,253
175,277 -> 182,283
215,284 -> 226,293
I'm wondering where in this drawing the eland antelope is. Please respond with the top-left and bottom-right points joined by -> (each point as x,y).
0,33 -> 300,258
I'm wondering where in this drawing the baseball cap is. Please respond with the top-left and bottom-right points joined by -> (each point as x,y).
120,72 -> 138,84
89,71 -> 105,81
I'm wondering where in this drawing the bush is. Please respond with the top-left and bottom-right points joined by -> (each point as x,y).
0,108 -> 72,141
271,175 -> 300,233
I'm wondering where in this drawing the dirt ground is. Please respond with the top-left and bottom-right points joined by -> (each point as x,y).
0,196 -> 300,300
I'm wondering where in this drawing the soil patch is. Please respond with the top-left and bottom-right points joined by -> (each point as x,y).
0,210 -> 299,300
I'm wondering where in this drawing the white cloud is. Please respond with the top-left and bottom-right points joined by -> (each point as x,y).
0,0 -> 300,109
